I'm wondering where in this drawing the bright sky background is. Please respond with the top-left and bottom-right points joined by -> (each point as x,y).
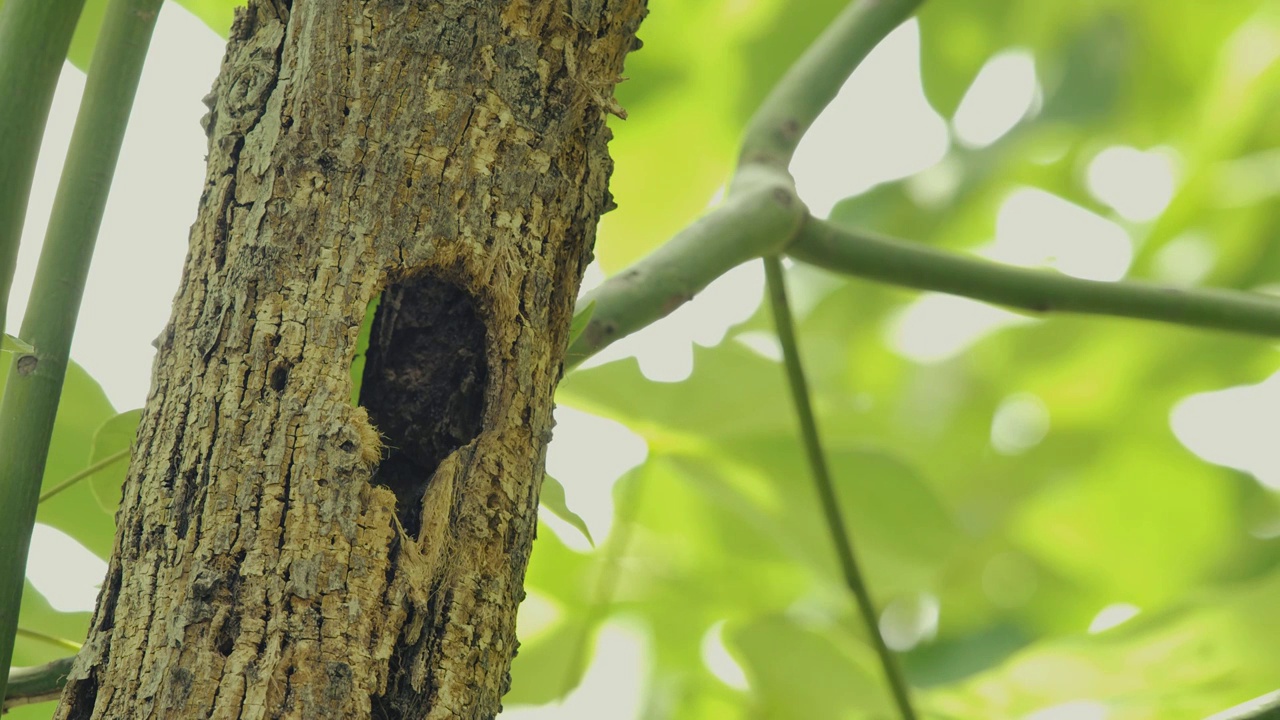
11,5 -> 1279,715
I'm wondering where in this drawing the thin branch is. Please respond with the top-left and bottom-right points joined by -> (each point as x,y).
1204,690 -> 1280,720
566,171 -> 805,370
743,7 -> 928,716
739,0 -> 926,169
763,256 -> 918,720
3,656 -> 74,711
788,217 -> 1280,337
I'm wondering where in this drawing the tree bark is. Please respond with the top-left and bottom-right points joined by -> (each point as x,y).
55,0 -> 644,717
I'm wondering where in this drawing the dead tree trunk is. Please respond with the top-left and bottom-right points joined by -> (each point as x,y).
55,0 -> 644,716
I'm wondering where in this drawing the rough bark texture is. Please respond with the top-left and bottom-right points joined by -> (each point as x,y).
56,0 -> 644,717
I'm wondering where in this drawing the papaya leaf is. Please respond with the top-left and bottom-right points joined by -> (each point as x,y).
2,333 -> 34,353
568,300 -> 596,348
86,409 -> 142,513
541,473 -> 594,547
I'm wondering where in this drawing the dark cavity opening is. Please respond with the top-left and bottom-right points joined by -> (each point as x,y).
358,273 -> 487,537
270,363 -> 290,392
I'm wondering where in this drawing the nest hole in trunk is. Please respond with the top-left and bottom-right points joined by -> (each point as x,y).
355,271 -> 489,537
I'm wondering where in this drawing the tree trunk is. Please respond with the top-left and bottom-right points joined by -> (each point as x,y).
55,0 -> 644,717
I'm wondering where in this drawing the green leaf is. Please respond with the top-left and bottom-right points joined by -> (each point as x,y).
1035,16 -> 1129,126
681,442 -> 962,598
725,614 -> 888,719
12,581 -> 89,669
506,617 -> 593,705
86,409 -> 141,513
172,0 -> 241,38
64,0 -> 109,71
523,520 -> 593,609
8,580 -> 86,719
0,357 -> 119,562
631,455 -> 813,608
931,570 -> 1280,719
349,293 -> 380,406
829,447 -> 963,572
510,523 -> 595,703
540,473 -> 594,546
558,342 -> 791,445
568,300 -> 595,349
1010,440 -> 1234,608
2,333 -> 34,353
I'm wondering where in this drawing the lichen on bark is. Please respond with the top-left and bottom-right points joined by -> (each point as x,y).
56,0 -> 645,717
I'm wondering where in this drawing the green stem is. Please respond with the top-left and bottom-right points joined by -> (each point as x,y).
0,0 -> 162,701
0,0 -> 89,343
739,0 -> 926,169
3,656 -> 74,711
566,207 -> 1280,375
763,256 -> 918,720
38,448 -> 130,504
1205,691 -> 1280,720
563,0 -> 1279,360
566,173 -> 805,370
567,0 -> 927,370
788,218 -> 1280,337
15,628 -> 81,653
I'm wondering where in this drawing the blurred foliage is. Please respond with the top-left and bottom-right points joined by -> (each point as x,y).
539,0 -> 1280,718
10,0 -> 1280,718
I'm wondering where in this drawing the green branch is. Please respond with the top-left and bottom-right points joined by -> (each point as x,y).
568,0 -> 926,369
1,633 -> 78,710
568,207 -> 1280,375
1205,691 -> 1280,720
0,0 -> 163,701
571,0 -> 1280,372
739,0 -> 926,169
788,218 -> 1280,337
2,656 -> 74,711
0,0 -> 89,343
763,256 -> 918,720
566,170 -> 805,370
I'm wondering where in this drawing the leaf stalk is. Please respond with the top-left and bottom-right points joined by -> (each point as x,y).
0,0 -> 162,701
